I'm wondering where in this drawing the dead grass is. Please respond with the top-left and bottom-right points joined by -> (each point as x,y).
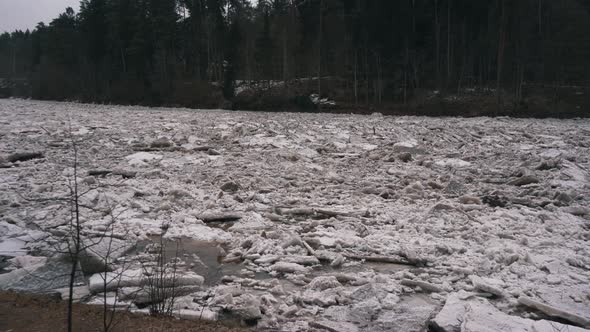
0,291 -> 248,332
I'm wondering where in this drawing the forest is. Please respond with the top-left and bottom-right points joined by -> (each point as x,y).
1,0 -> 590,116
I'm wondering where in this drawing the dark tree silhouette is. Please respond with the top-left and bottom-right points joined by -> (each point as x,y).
0,0 -> 589,116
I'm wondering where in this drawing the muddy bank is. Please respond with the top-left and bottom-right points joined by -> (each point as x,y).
0,291 -> 249,332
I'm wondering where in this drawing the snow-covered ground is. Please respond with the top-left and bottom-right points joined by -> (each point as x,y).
1,99 -> 589,331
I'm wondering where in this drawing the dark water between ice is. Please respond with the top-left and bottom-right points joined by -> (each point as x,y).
134,237 -> 270,286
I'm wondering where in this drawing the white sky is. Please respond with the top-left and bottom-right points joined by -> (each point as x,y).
0,0 -> 80,33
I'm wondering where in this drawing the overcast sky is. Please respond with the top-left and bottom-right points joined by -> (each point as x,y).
0,0 -> 80,33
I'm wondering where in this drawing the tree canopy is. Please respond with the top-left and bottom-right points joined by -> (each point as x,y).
1,0 -> 589,115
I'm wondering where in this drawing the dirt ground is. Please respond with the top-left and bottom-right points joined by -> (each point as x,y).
0,291 -> 248,332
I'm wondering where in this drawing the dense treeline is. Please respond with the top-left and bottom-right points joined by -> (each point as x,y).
1,0 -> 590,116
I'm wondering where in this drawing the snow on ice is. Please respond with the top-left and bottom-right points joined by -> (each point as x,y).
0,99 -> 590,331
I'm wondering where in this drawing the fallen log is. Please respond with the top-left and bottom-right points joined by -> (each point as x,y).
278,207 -> 351,217
518,296 -> 590,328
400,279 -> 442,293
192,145 -> 214,152
509,197 -> 551,208
112,170 -> 137,179
221,255 -> 242,264
302,240 -> 316,256
88,169 -> 137,179
7,152 -> 44,163
309,320 -> 359,332
198,212 -> 242,223
507,175 -> 540,186
328,153 -> 361,158
132,146 -> 184,152
280,208 -> 314,216
343,254 -> 417,266
315,209 -> 351,217
88,170 -> 112,177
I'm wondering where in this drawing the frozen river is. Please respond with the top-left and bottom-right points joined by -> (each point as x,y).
1,99 -> 589,331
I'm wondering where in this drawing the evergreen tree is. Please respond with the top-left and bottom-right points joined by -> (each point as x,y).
223,18 -> 240,100
0,0 -> 589,115
255,9 -> 273,81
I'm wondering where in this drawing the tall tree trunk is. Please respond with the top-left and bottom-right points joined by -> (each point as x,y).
496,0 -> 508,114
538,0 -> 542,36
435,0 -> 440,89
318,0 -> 323,104
364,46 -> 369,106
447,0 -> 452,85
375,53 -> 383,104
120,47 -> 127,73
283,27 -> 288,82
404,40 -> 409,105
246,41 -> 252,80
12,41 -> 17,76
457,21 -> 466,93
354,50 -> 358,105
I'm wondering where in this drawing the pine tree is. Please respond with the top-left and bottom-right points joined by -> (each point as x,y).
255,10 -> 273,81
223,18 -> 240,100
